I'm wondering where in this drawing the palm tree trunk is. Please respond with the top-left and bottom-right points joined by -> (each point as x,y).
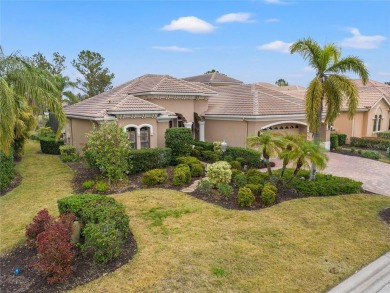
310,95 -> 324,181
288,160 -> 303,183
263,150 -> 272,177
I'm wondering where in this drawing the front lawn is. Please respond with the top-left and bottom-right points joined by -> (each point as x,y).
1,140 -> 390,292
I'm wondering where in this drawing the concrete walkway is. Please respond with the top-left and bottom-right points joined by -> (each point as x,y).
328,252 -> 390,293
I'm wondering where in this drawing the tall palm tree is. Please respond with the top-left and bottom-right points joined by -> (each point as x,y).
246,130 -> 284,176
286,139 -> 329,182
290,38 -> 368,179
279,133 -> 302,178
0,49 -> 65,155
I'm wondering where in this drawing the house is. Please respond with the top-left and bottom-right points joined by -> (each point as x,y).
64,73 -> 330,151
332,80 -> 390,143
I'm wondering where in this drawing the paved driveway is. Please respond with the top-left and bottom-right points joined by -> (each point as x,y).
271,152 -> 390,196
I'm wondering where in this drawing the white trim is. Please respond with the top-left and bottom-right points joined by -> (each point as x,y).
65,114 -> 116,121
139,124 -> 154,135
204,114 -> 308,122
123,124 -> 140,135
371,95 -> 390,109
260,120 -> 307,129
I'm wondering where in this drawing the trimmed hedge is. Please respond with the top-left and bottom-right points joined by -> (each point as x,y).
193,140 -> 214,151
127,148 -> 172,174
142,169 -> 168,186
0,149 -> 14,191
39,137 -> 64,154
165,128 -> 194,159
337,133 -> 347,146
330,134 -> 339,149
350,137 -> 390,150
377,131 -> 390,140
225,146 -> 261,167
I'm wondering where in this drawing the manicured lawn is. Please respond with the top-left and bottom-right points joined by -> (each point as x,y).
0,140 -> 73,253
1,140 -> 390,292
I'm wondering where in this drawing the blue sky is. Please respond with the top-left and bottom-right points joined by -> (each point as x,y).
2,0 -> 390,86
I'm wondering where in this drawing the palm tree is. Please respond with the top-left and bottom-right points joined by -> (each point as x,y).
279,133 -> 302,178
290,38 -> 368,179
0,49 -> 65,155
286,139 -> 329,182
246,130 -> 284,176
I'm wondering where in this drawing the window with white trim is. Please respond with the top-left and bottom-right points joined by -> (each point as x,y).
140,126 -> 150,149
127,127 -> 137,149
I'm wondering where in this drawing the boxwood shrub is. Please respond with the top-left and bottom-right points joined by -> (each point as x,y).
127,148 -> 172,174
337,133 -> 347,146
330,134 -> 339,149
377,131 -> 390,139
225,146 -> 261,167
142,169 -> 168,186
165,128 -> 194,160
59,145 -> 78,162
237,187 -> 255,207
39,137 -> 64,154
0,149 -> 14,192
193,140 -> 214,151
173,164 -> 191,186
350,137 -> 390,150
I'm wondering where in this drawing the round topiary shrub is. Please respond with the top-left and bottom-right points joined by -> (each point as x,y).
173,164 -> 191,186
229,160 -> 241,170
207,161 -> 232,185
217,182 -> 233,198
261,184 -> 277,206
96,181 -> 109,193
245,183 -> 263,197
233,172 -> 247,187
237,187 -> 255,207
190,163 -> 204,177
142,169 -> 168,186
82,180 -> 95,190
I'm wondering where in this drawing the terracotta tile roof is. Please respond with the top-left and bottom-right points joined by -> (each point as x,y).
204,84 -> 305,116
183,72 -> 243,85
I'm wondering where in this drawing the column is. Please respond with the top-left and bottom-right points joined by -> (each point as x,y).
183,122 -> 193,129
198,121 -> 205,141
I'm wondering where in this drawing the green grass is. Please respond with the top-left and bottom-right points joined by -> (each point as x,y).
1,141 -> 390,292
0,140 -> 73,253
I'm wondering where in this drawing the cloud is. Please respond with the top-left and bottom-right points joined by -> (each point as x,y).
339,27 -> 386,49
264,0 -> 283,4
162,16 -> 215,34
257,41 -> 292,53
216,13 -> 255,23
152,46 -> 192,52
265,18 -> 279,23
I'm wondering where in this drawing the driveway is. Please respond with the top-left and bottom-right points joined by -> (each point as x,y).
271,152 -> 390,196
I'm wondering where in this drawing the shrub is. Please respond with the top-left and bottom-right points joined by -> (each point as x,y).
127,148 -> 172,174
330,134 -> 339,149
82,180 -> 95,190
190,148 -> 201,159
82,221 -> 124,264
213,141 -> 222,153
335,146 -> 342,151
217,183 -> 233,198
237,187 -> 255,207
96,181 -> 109,193
84,123 -> 130,183
202,150 -> 220,162
357,149 -> 362,155
225,147 -> 261,167
264,183 -> 277,193
193,140 -> 214,151
350,137 -> 390,150
207,161 -> 232,185
350,147 -> 356,153
0,149 -> 14,192
246,169 -> 264,185
165,128 -> 194,160
26,209 -> 54,246
388,146 -> 390,158
197,179 -> 213,194
337,133 -> 347,146
229,160 -> 241,170
377,130 -> 390,140
190,163 -> 204,177
34,214 -> 76,284
224,155 -> 234,163
39,137 -> 64,155
245,184 -> 263,197
142,169 -> 168,186
58,194 -> 130,240
173,164 -> 191,186
231,169 -> 242,180
59,145 -> 78,162
362,150 -> 380,160
37,127 -> 54,139
233,172 -> 247,187
235,157 -> 247,166
261,186 -> 276,206
177,156 -> 200,166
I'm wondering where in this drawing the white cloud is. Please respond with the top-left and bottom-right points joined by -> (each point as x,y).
265,18 -> 279,23
152,46 -> 192,52
339,27 -> 386,49
216,13 -> 255,23
257,41 -> 292,53
161,16 -> 215,34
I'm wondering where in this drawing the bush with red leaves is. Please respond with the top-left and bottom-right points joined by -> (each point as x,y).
34,213 -> 76,284
25,209 -> 54,247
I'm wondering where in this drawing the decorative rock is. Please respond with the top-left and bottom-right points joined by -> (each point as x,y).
71,221 -> 81,244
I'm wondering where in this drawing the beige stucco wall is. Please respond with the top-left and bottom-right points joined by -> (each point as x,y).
65,118 -> 96,151
157,121 -> 170,148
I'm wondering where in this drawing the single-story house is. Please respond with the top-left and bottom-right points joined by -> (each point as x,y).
64,72 -> 330,151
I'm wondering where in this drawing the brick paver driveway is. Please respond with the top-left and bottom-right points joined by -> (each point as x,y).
271,152 -> 390,196
323,153 -> 390,196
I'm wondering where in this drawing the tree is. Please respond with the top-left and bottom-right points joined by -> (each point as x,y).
275,78 -> 289,86
204,69 -> 219,74
0,49 -> 65,155
278,133 -> 301,178
246,130 -> 284,177
290,38 -> 368,179
30,52 -> 66,76
72,50 -> 115,99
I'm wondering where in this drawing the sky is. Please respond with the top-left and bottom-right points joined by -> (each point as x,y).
1,0 -> 390,87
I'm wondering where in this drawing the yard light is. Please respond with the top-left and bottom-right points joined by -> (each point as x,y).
221,140 -> 227,160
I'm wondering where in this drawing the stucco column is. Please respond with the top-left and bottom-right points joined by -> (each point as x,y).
184,122 -> 193,129
198,121 -> 205,141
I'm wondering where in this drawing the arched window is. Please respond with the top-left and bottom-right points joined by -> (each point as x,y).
127,127 -> 137,149
140,126 -> 150,149
373,115 -> 378,132
378,115 -> 382,131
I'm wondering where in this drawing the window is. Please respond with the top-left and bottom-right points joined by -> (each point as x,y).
140,126 -> 150,149
378,115 -> 382,131
373,115 -> 378,132
127,127 -> 137,149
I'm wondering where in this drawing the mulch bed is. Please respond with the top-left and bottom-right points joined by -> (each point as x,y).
0,173 -> 22,197
0,232 -> 137,293
379,208 -> 390,226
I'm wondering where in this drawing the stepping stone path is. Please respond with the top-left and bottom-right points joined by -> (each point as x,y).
181,180 -> 201,193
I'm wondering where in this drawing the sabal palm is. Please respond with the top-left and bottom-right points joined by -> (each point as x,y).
0,49 -> 65,155
246,131 -> 284,176
290,38 -> 369,137
287,139 -> 329,181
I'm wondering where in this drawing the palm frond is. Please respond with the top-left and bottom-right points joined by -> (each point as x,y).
326,56 -> 369,84
305,78 -> 323,133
